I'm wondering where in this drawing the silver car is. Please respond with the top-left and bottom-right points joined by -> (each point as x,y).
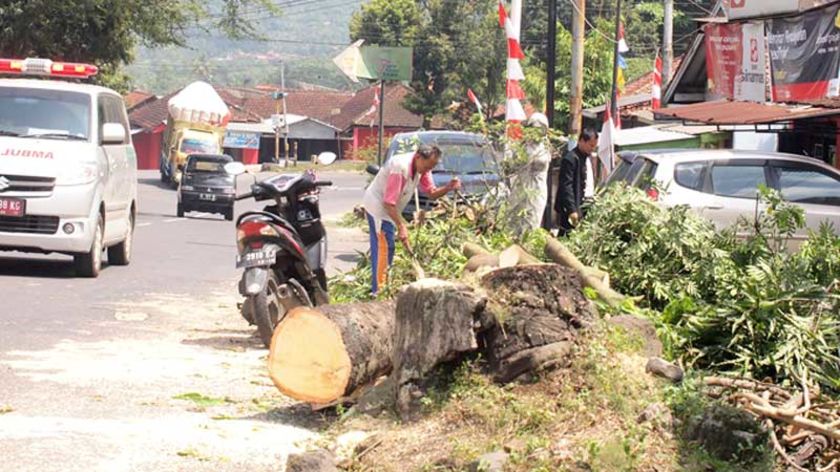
606,149 -> 840,241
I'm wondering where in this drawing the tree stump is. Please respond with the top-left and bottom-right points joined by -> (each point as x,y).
479,265 -> 596,382
268,301 -> 395,405
392,279 -> 487,420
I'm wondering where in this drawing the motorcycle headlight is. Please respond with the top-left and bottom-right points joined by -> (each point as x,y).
56,163 -> 98,185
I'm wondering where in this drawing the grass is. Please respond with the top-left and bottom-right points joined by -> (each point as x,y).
332,321 -> 778,471
172,392 -> 234,408
176,447 -> 211,462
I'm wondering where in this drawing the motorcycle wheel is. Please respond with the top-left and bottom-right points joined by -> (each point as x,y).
250,271 -> 287,348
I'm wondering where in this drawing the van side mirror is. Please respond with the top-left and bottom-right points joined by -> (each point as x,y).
102,123 -> 126,145
366,164 -> 380,176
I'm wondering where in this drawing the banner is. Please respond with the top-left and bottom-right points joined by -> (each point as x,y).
768,4 -> 840,101
705,23 -> 743,100
224,131 -> 260,150
735,21 -> 768,102
726,0 -> 798,20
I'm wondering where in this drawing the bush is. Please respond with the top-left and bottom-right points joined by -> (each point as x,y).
569,184 -> 840,393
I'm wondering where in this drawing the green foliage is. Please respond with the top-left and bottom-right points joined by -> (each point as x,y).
568,184 -> 840,394
172,392 -> 233,408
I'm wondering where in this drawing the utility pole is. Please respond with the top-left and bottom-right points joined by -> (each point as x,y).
376,80 -> 386,166
569,0 -> 585,138
663,0 -> 674,86
281,62 -> 291,166
546,0 -> 557,128
610,0 -> 622,124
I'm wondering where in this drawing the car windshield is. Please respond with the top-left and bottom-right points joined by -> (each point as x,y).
389,135 -> 496,175
186,158 -> 226,173
0,87 -> 91,141
181,137 -> 218,155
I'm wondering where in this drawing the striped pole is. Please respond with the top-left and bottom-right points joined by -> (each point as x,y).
499,0 -> 526,139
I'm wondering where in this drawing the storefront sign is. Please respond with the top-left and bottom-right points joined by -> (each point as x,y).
726,0 -> 799,20
735,22 -> 768,102
705,23 -> 744,100
768,4 -> 840,101
224,131 -> 261,150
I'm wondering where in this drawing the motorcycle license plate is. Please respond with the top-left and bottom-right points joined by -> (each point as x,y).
199,193 -> 217,202
0,197 -> 25,217
236,248 -> 277,269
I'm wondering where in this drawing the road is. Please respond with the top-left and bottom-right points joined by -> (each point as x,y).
0,169 -> 368,471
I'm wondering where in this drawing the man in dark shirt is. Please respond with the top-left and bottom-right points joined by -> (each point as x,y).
555,128 -> 598,233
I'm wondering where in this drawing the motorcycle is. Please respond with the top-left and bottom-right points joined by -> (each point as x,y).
225,162 -> 333,347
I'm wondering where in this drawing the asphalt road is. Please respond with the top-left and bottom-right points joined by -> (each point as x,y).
0,169 -> 368,471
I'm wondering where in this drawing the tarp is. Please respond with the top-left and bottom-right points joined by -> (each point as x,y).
167,82 -> 231,127
769,3 -> 840,101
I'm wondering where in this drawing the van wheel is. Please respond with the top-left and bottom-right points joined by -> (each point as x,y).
108,212 -> 134,266
74,214 -> 104,278
224,208 -> 234,221
177,203 -> 185,218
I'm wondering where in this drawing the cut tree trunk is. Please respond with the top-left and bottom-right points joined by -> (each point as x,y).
391,279 -> 487,420
498,244 -> 540,268
464,254 -> 500,273
463,242 -> 491,259
545,238 -> 624,307
479,264 -> 596,382
267,301 -> 395,405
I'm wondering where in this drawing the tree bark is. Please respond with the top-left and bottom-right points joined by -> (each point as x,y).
463,242 -> 491,259
545,237 -> 624,306
267,301 -> 395,405
392,279 -> 487,419
464,254 -> 500,273
479,265 -> 596,381
498,244 -> 540,268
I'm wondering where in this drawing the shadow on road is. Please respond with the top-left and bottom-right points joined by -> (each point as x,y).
138,177 -> 175,191
182,332 -> 264,352
0,255 -> 104,279
242,403 -> 331,430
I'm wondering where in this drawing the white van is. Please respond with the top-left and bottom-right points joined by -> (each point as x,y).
0,58 -> 137,277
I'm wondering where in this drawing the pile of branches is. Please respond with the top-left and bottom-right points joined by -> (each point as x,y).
706,374 -> 840,471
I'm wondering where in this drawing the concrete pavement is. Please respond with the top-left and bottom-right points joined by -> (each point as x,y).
0,169 -> 368,471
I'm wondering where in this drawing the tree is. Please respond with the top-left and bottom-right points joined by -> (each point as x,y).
0,0 -> 278,91
350,0 -> 506,126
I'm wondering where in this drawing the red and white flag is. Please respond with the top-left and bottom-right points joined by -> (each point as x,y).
467,88 -> 483,116
652,53 -> 663,110
618,22 -> 630,54
499,0 -> 526,136
367,83 -> 381,126
598,100 -> 617,175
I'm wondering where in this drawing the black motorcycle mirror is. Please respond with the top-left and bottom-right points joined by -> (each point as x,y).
365,164 -> 380,176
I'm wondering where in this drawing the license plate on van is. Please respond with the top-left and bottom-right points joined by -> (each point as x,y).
0,197 -> 25,217
199,193 -> 217,202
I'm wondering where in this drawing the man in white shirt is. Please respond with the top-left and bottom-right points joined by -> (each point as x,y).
362,144 -> 461,295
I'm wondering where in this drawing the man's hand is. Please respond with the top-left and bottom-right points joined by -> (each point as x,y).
569,212 -> 580,227
446,177 -> 462,192
397,224 -> 411,251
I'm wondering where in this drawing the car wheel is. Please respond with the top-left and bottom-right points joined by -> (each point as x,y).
177,203 -> 185,218
74,214 -> 104,278
108,212 -> 134,266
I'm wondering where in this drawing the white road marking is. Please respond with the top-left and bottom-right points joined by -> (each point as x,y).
136,223 -> 151,228
163,218 -> 181,223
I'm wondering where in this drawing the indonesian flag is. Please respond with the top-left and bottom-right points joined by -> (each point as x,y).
598,100 -> 617,175
652,54 -> 663,110
618,22 -> 629,54
467,88 -> 483,116
367,83 -> 380,126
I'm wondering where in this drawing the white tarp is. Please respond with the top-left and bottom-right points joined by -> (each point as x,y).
167,82 -> 231,127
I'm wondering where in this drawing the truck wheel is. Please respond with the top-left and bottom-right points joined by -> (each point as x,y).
252,272 -> 286,348
177,203 -> 185,218
108,212 -> 134,266
74,214 -> 104,278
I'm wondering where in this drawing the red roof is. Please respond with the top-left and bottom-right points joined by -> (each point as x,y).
124,90 -> 156,110
217,87 -> 353,124
330,83 -> 423,131
624,56 -> 685,100
656,99 -> 840,125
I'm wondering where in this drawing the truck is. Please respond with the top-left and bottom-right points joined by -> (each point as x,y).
159,81 -> 231,185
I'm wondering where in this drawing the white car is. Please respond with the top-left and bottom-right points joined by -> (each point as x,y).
0,58 -> 137,277
606,149 -> 840,242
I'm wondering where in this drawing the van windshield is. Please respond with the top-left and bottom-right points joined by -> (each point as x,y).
0,87 -> 91,141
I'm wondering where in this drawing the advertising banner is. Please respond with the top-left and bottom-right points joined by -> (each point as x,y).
726,0 -> 799,20
769,4 -> 840,101
224,131 -> 261,150
705,23 -> 743,100
735,21 -> 768,102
